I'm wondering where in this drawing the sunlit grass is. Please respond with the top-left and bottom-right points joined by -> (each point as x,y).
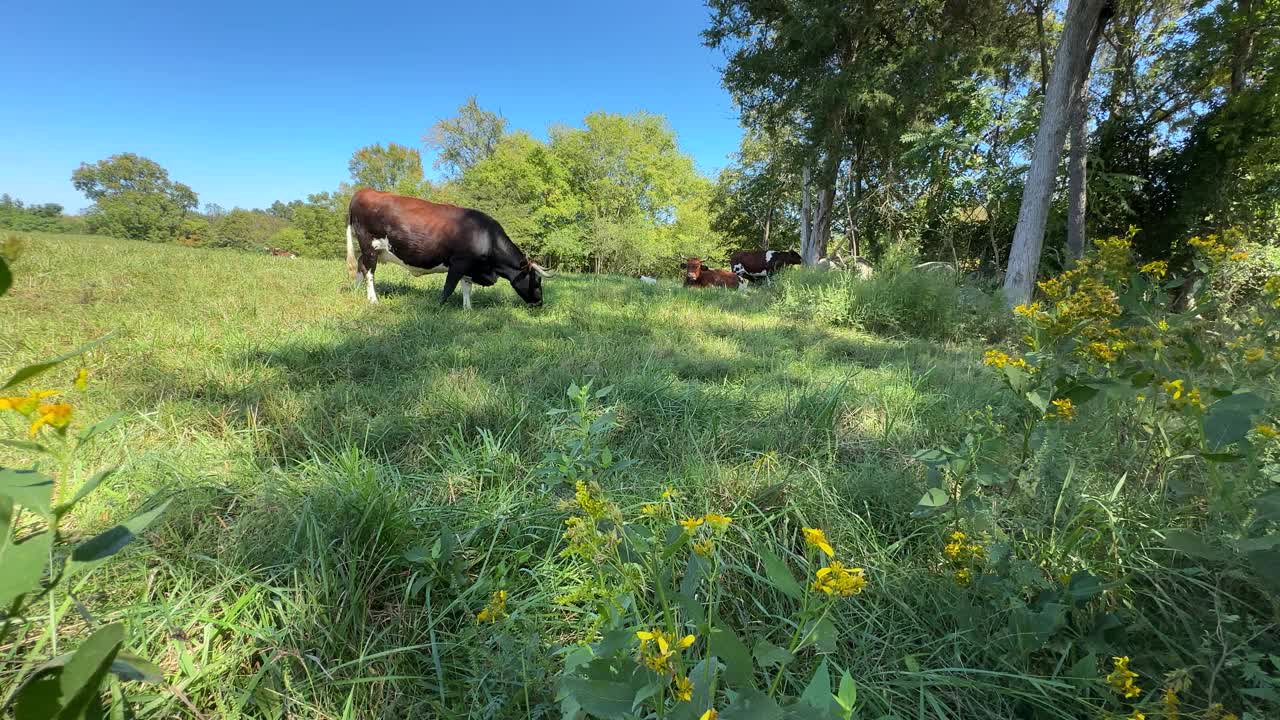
2,232 -> 1059,718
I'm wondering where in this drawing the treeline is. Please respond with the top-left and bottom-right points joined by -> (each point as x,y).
4,100 -> 728,276
0,195 -> 85,234
703,0 -> 1280,298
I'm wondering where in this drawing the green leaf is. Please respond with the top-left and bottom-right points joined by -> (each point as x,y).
800,658 -> 833,712
68,501 -> 170,577
720,687 -> 783,720
1254,489 -> 1280,524
912,487 -> 950,517
558,661 -> 643,720
834,670 -> 857,720
1066,571 -> 1103,605
1161,529 -> 1228,562
75,412 -> 128,450
1025,391 -> 1049,413
1003,365 -> 1029,394
1247,547 -> 1280,593
756,545 -> 803,600
911,448 -> 948,466
14,623 -> 124,720
0,468 -> 56,519
2,334 -> 114,391
1202,392 -> 1266,451
0,256 -> 11,296
109,652 -> 163,683
710,624 -> 755,689
0,528 -> 52,610
752,638 -> 795,668
55,468 -> 116,517
0,440 -> 48,454
1007,603 -> 1066,657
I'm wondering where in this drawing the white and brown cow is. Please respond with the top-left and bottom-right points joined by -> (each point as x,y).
346,188 -> 550,308
729,249 -> 802,282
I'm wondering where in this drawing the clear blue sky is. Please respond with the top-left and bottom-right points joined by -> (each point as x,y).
1,1 -> 742,213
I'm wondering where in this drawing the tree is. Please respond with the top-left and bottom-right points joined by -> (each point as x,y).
72,153 -> 198,242
424,97 -> 508,178
1003,0 -> 1113,305
348,142 -> 427,195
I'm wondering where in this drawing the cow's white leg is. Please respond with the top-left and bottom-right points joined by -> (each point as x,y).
366,269 -> 379,304
461,278 -> 472,310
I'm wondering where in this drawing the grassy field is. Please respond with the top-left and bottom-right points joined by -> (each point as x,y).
2,233 -> 1273,719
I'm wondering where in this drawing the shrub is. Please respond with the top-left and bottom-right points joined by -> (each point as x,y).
916,229 -> 1280,720
774,265 -> 1010,341
1,232 -> 28,262
207,208 -> 289,249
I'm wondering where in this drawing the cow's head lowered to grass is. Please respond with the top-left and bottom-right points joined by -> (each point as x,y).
510,259 -> 552,306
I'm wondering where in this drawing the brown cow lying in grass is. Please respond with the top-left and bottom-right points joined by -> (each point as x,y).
683,257 -> 742,289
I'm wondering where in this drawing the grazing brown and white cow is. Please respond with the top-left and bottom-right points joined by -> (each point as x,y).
346,188 -> 550,308
683,258 -> 742,289
729,249 -> 802,282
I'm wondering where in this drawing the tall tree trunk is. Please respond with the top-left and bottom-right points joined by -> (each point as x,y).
1231,0 -> 1256,95
851,142 -> 863,259
814,187 -> 833,260
1066,17 -> 1105,261
1003,0 -> 1112,306
801,164 -> 813,263
1033,0 -> 1051,95
761,203 -> 774,251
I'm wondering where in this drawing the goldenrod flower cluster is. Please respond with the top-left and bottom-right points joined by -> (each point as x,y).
1106,656 -> 1142,699
1161,687 -> 1179,720
1,388 -> 75,438
635,629 -> 697,700
476,590 -> 508,623
1139,260 -> 1168,278
983,350 -> 1029,371
680,512 -> 732,557
1255,423 -> 1279,440
1047,398 -> 1077,421
802,527 -> 834,557
1187,234 -> 1245,264
810,561 -> 867,597
1243,347 -> 1266,363
943,530 -> 984,586
801,527 -> 868,597
1265,276 -> 1280,308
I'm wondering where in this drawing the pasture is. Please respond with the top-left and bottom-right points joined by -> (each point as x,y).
3,232 -> 1276,719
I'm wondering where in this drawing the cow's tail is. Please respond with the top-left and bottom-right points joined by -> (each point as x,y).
345,222 -> 357,278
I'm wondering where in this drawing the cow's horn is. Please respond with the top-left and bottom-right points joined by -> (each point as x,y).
530,262 -> 553,279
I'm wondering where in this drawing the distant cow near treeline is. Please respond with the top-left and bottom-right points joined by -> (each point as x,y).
729,249 -> 801,281
683,258 -> 741,289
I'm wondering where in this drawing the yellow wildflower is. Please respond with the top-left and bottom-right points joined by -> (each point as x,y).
1084,341 -> 1118,363
661,486 -> 682,500
811,561 -> 868,597
574,481 -> 611,520
703,513 -> 733,531
1013,302 -> 1041,318
635,629 -> 694,675
1048,398 -> 1076,421
954,568 -> 972,587
641,503 -> 659,516
700,711 -> 719,720
802,527 -> 834,557
1130,714 -> 1146,720
29,403 -> 73,437
74,368 -> 89,391
1162,379 -> 1184,401
1162,687 -> 1180,720
1139,260 -> 1168,278
672,675 -> 694,702
1106,656 -> 1142,699
1255,424 -> 1278,439
0,389 -> 59,416
1157,319 -> 1169,332
1230,251 -> 1249,261
1186,387 -> 1205,411
476,590 -> 508,623
693,539 -> 714,557
679,517 -> 704,533
1244,347 -> 1266,363
983,350 -> 1010,369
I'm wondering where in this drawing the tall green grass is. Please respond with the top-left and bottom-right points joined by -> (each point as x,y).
2,232 -> 1271,719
